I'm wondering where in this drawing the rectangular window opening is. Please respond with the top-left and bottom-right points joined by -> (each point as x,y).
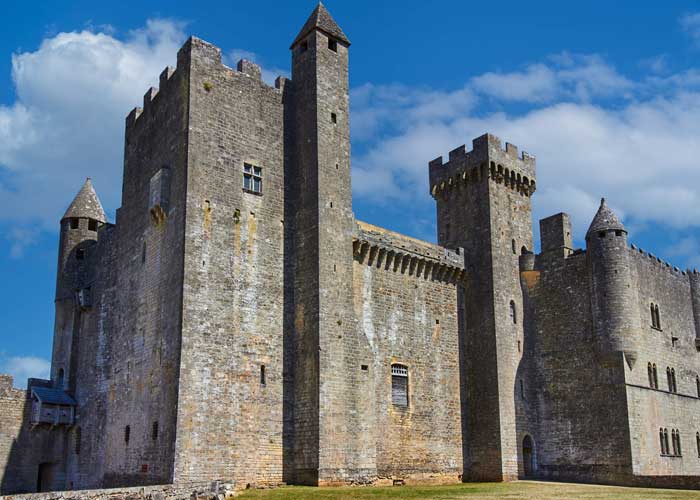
391,364 -> 408,408
70,218 -> 79,229
88,219 -> 98,231
260,365 -> 266,386
328,38 -> 338,52
243,163 -> 263,195
331,113 -> 337,124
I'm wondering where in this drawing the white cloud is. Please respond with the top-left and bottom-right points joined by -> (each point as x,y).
470,54 -> 633,103
351,53 -> 700,262
0,19 -> 187,255
0,355 -> 50,388
680,12 -> 700,46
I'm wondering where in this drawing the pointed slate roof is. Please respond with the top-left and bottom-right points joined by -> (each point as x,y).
587,198 -> 625,236
62,178 -> 107,222
291,2 -> 350,49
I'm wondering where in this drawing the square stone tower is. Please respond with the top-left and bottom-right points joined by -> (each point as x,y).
430,134 -> 536,480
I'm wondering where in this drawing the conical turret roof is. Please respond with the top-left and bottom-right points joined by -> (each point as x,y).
62,178 -> 106,222
587,198 -> 625,236
291,3 -> 350,49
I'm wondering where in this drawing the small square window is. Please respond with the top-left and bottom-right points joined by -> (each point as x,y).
88,220 -> 98,231
70,218 -> 79,229
243,163 -> 262,195
328,39 -> 338,52
331,113 -> 337,124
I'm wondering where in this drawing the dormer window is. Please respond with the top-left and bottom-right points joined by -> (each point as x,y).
328,38 -> 338,52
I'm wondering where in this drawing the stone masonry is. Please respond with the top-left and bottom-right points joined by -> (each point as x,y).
2,3 -> 700,494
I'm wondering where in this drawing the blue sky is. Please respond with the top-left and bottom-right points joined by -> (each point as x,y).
2,1 -> 700,385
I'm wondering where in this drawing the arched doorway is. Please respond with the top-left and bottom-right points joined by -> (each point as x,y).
522,435 -> 534,477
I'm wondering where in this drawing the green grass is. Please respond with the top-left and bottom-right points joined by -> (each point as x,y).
238,480 -> 700,499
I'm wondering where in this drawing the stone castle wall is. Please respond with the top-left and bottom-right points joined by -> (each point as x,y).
174,38 -> 286,486
351,222 -> 465,483
0,376 -> 28,493
626,248 -> 700,477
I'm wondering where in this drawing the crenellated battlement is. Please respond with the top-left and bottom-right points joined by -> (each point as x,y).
126,64 -> 176,129
429,133 -> 536,200
127,36 -> 290,129
629,243 -> 692,279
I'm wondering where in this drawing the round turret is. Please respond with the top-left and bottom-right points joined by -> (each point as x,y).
586,198 -> 640,365
52,178 -> 107,391
56,178 -> 106,300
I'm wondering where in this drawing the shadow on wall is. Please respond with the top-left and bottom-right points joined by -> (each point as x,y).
1,380 -> 68,495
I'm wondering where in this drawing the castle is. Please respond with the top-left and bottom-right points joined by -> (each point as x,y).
2,4 -> 700,494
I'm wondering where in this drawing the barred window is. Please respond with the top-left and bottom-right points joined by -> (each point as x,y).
243,163 -> 262,194
391,364 -> 408,408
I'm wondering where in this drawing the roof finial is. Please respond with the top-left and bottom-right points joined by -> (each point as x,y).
587,197 -> 625,236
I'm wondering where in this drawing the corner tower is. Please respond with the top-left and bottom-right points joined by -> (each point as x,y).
53,178 -> 106,392
429,134 -> 536,480
286,3 -> 375,485
586,199 -> 640,365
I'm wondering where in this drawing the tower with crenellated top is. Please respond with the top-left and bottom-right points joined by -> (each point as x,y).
429,133 -> 536,481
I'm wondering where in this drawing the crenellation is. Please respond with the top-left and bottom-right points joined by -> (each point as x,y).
143,87 -> 158,109
159,66 -> 175,87
429,134 -> 536,200
236,58 -> 262,79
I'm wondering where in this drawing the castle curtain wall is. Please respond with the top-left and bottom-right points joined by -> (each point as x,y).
522,252 -> 633,482
626,249 -> 700,478
351,224 -> 465,483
